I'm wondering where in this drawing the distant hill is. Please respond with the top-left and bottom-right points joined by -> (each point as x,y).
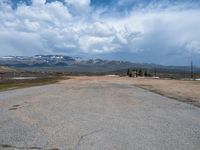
0,66 -> 16,73
0,55 -> 199,74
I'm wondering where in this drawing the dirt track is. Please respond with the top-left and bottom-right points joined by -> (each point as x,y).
0,76 -> 200,150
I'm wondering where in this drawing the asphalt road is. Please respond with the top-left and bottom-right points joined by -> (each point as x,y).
0,77 -> 200,150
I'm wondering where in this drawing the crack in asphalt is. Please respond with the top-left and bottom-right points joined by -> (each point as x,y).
75,129 -> 103,150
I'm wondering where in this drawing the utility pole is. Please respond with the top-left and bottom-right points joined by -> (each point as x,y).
191,61 -> 194,79
154,66 -> 157,77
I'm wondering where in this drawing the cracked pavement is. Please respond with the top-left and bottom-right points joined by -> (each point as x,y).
0,76 -> 200,150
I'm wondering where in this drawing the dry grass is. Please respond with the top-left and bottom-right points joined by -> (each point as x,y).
0,66 -> 16,73
0,76 -> 65,92
63,76 -> 200,107
130,78 -> 200,107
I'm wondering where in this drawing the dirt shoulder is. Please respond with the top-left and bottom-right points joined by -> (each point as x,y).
62,76 -> 200,107
130,78 -> 200,107
1,75 -> 200,107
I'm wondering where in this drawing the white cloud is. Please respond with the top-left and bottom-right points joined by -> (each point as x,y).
79,35 -> 116,53
32,0 -> 46,6
0,0 -> 200,64
65,0 -> 91,13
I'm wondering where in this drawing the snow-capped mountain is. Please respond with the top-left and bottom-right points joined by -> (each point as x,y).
0,55 -> 135,71
0,55 -> 198,73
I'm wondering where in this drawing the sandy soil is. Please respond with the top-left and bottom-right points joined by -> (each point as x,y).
62,76 -> 200,107
128,77 -> 200,107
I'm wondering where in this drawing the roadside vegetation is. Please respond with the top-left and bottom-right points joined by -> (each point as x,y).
0,76 -> 63,92
0,67 -> 66,91
0,66 -> 16,73
127,68 -> 200,79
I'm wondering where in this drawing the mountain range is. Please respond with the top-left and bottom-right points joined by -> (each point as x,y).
0,55 -> 199,73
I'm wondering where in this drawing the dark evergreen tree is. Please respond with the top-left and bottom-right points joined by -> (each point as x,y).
144,69 -> 148,77
138,69 -> 143,76
127,68 -> 131,77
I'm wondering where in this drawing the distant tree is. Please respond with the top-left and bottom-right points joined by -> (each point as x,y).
154,67 -> 157,77
138,69 -> 143,76
144,69 -> 148,77
127,68 -> 131,77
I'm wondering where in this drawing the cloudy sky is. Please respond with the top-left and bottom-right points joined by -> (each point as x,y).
0,0 -> 200,65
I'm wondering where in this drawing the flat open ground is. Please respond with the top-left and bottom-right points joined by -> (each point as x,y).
129,77 -> 200,107
0,76 -> 200,150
